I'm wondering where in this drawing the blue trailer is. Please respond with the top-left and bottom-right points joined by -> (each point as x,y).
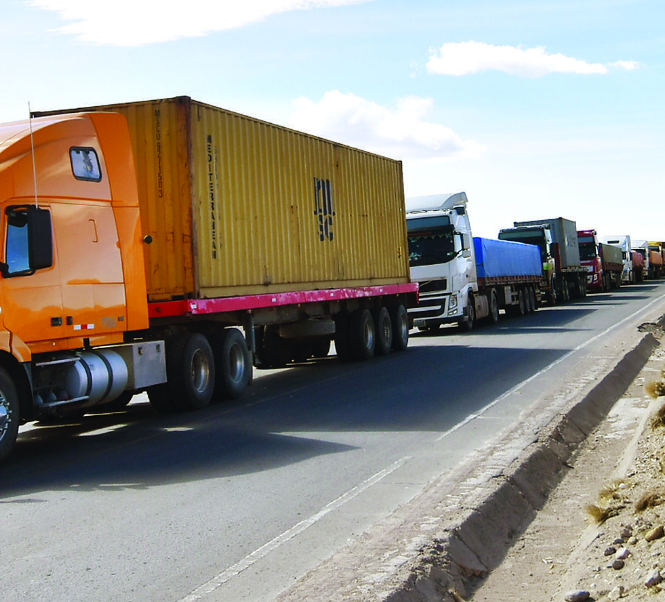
472,237 -> 544,322
474,237 -> 543,283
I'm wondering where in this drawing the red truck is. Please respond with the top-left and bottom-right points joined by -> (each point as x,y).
577,229 -> 623,292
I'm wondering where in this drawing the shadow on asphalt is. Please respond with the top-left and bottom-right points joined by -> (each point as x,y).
3,340 -> 565,497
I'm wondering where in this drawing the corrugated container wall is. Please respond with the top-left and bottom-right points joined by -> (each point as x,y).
82,97 -> 410,301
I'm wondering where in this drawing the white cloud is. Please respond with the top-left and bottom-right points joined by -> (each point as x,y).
289,91 -> 485,161
427,41 -> 639,77
26,0 -> 370,46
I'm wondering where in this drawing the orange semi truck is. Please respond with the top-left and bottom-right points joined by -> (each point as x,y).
0,97 -> 417,461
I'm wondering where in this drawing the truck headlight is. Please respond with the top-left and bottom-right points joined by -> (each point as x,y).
448,295 -> 458,314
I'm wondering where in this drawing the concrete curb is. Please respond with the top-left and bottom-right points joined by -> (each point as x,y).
275,315 -> 665,602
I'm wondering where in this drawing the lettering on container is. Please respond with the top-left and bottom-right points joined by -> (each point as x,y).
314,178 -> 334,242
207,135 -> 220,260
155,109 -> 163,198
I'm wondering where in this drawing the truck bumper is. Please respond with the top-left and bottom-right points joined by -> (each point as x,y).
408,293 -> 464,327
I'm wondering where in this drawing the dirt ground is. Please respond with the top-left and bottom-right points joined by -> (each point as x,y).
470,345 -> 665,602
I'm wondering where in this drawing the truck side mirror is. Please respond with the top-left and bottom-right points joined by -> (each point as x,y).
28,207 -> 54,271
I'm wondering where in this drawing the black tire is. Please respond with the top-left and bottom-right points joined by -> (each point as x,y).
562,279 -> 570,303
262,325 -> 293,368
0,367 -> 20,463
488,289 -> 500,324
523,286 -> 533,314
528,286 -> 537,311
372,307 -> 393,356
151,332 -> 215,411
548,282 -> 557,305
390,304 -> 409,352
511,288 -> 525,316
334,312 -> 354,362
349,309 -> 375,361
458,295 -> 475,331
211,328 -> 251,400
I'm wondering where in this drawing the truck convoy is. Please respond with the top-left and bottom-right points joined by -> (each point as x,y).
633,240 -> 663,279
406,193 -> 542,331
498,217 -> 587,304
577,230 -> 623,292
0,96 -> 418,462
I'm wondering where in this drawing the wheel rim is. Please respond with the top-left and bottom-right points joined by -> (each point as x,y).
191,349 -> 211,394
0,393 -> 9,441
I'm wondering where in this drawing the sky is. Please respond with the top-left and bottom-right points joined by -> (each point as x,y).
2,0 -> 663,241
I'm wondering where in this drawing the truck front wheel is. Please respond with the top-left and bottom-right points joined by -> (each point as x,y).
0,367 -> 20,463
458,295 -> 475,331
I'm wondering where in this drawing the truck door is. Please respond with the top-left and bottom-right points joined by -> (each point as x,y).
0,204 -> 64,350
51,200 -> 127,338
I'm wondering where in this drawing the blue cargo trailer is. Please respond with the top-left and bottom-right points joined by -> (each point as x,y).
474,237 -> 542,283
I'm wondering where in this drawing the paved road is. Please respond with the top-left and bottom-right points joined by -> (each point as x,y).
3,282 -> 665,602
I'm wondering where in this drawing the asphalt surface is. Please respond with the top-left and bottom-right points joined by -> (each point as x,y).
3,281 -> 665,602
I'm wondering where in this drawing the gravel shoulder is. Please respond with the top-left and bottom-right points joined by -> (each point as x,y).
471,329 -> 665,602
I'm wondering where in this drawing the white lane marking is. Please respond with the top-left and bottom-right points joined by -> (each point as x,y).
177,456 -> 411,602
435,291 -> 665,441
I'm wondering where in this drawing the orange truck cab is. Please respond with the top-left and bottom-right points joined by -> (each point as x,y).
0,112 -> 166,461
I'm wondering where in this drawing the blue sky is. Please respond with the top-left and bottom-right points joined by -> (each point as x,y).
3,0 -> 662,241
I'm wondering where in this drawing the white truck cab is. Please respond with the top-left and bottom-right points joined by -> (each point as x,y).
406,192 -> 476,330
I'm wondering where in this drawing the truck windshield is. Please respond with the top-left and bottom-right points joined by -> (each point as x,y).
577,236 -> 598,260
407,218 -> 456,266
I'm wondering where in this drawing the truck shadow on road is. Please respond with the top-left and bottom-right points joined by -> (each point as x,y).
2,342 -> 568,498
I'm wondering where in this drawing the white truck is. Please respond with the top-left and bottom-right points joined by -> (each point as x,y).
601,235 -> 635,284
406,193 -> 542,331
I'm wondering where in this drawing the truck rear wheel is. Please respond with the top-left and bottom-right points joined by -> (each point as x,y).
523,287 -> 533,314
528,286 -> 537,311
372,307 -> 393,356
390,304 -> 409,351
488,290 -> 500,324
211,329 -> 251,400
0,368 -> 20,463
349,309 -> 375,361
562,279 -> 570,303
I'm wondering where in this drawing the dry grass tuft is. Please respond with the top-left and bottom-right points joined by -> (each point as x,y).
586,480 -> 630,524
635,491 -> 665,512
652,403 -> 665,429
646,380 -> 665,399
586,503 -> 621,524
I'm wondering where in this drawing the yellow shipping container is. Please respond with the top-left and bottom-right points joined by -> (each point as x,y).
41,97 -> 410,302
